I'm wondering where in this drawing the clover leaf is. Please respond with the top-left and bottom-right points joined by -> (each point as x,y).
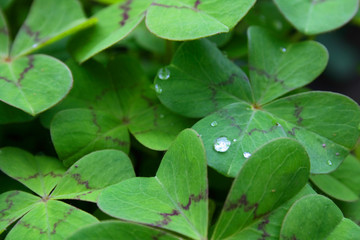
154,26 -> 360,177
0,147 -> 134,239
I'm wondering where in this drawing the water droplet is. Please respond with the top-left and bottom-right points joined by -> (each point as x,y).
276,122 -> 281,127
155,84 -> 162,94
243,152 -> 251,159
32,43 -> 38,48
233,139 -> 237,142
210,121 -> 218,127
322,143 -> 326,148
159,114 -> 164,118
158,67 -> 170,80
336,152 -> 339,156
214,137 -> 231,152
280,47 -> 287,53
327,160 -> 333,166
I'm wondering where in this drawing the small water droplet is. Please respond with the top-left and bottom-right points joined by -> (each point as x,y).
276,122 -> 281,127
233,139 -> 237,142
32,43 -> 38,48
158,67 -> 170,80
327,160 -> 333,166
159,114 -> 164,118
280,47 -> 287,53
243,152 -> 251,159
214,137 -> 231,152
336,152 -> 339,156
210,121 -> 218,127
322,143 -> 326,148
155,84 -> 162,94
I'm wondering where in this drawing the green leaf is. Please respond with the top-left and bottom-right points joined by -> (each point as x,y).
211,138 -> 310,240
51,150 -> 135,202
248,26 -> 328,104
98,129 -> 208,240
0,54 -> 73,115
0,101 -> 33,124
10,0 -> 96,58
71,0 -> 256,63
311,155 -> 360,202
193,91 -> 360,177
0,191 -> 40,232
69,0 -> 152,63
154,39 -> 253,118
5,200 -> 98,240
280,194 -> 360,240
0,147 -> 66,197
0,9 -> 10,57
51,57 -> 191,166
274,0 -> 359,35
66,221 -> 181,240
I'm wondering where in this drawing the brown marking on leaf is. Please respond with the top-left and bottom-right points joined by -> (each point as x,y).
248,125 -> 278,136
217,73 -> 237,87
150,209 -> 180,227
0,76 -> 12,83
208,86 -> 218,108
94,88 -> 110,102
119,0 -> 133,26
50,207 -> 74,234
151,2 -> 199,11
73,190 -> 94,200
294,104 -> 303,125
141,93 -> 156,107
287,127 -> 300,136
17,55 -> 34,85
257,216 -> 271,240
18,220 -> 46,234
71,173 -> 92,189
89,106 -> 101,133
218,108 -> 243,136
224,194 -> 263,218
179,188 -> 208,210
21,24 -> 41,42
0,191 -> 20,218
15,171 -> 63,181
249,65 -> 288,89
104,136 -> 129,146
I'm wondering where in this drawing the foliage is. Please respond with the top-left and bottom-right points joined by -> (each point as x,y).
1,0 -> 360,239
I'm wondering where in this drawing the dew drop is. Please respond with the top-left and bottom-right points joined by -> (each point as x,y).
210,121 -> 218,127
243,152 -> 251,159
155,84 -> 162,94
280,47 -> 287,53
322,143 -> 326,148
158,67 -> 170,80
214,137 -> 231,152
327,160 -> 333,166
32,43 -> 38,48
233,139 -> 237,142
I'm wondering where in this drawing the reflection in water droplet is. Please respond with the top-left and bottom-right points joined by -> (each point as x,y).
211,121 -> 218,127
280,47 -> 287,53
155,84 -> 162,94
243,152 -> 251,159
158,67 -> 170,80
32,43 -> 38,48
214,137 -> 231,152
327,160 -> 333,166
233,139 -> 237,142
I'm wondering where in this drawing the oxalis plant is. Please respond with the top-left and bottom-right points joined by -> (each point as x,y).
1,0 -> 360,239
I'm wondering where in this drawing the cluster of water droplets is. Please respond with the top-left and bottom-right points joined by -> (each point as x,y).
154,67 -> 171,94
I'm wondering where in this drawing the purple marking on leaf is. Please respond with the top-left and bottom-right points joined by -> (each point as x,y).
218,108 -> 243,136
18,221 -> 46,234
73,190 -> 93,200
257,216 -> 271,240
119,0 -> 132,26
0,76 -> 12,83
179,188 -> 208,210
94,88 -> 110,102
248,125 -> 278,136
17,55 -> 34,85
15,171 -> 63,181
151,209 -> 180,227
249,66 -> 288,89
224,194 -> 263,218
294,104 -> 303,125
208,86 -> 218,108
89,106 -> 101,133
287,127 -> 300,136
104,136 -> 129,146
0,27 -> 8,35
71,173 -> 92,189
194,0 -> 201,9
0,191 -> 19,218
151,2 -> 199,11
51,207 -> 74,234
21,24 -> 41,42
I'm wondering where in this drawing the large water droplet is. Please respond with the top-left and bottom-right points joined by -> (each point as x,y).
210,121 -> 218,127
158,67 -> 170,80
327,160 -> 333,166
155,84 -> 162,94
280,47 -> 287,53
243,152 -> 251,159
214,137 -> 231,152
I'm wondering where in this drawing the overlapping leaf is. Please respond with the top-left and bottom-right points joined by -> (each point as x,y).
98,129 -> 209,240
50,56 -> 192,167
0,148 -> 135,238
211,138 -> 310,239
311,155 -> 360,202
70,0 -> 256,62
274,0 -> 359,35
155,26 -> 360,176
0,10 -> 9,57
67,221 -> 181,240
280,195 -> 360,239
